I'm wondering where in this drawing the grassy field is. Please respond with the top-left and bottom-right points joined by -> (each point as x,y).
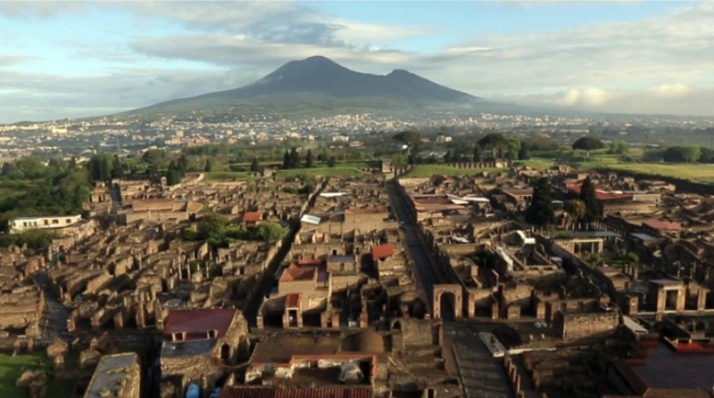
401,165 -> 507,178
515,159 -> 556,170
0,352 -> 73,398
604,163 -> 714,182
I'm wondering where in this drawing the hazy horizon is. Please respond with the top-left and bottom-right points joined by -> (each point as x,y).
1,0 -> 714,123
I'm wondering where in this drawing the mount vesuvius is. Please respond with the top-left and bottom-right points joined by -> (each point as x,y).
133,56 -> 480,116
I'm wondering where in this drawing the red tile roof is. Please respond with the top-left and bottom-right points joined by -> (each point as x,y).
280,267 -> 316,282
372,244 -> 394,261
219,387 -> 373,398
643,220 -> 682,231
242,211 -> 263,222
285,293 -> 301,308
163,308 -> 236,341
566,185 -> 633,201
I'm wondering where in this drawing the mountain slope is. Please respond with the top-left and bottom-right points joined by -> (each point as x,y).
136,56 -> 479,115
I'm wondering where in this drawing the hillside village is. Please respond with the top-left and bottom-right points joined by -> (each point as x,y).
3,160 -> 714,398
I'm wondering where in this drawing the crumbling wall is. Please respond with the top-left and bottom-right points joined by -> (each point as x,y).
555,311 -> 619,340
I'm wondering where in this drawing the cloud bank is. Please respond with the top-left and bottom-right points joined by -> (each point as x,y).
1,0 -> 714,122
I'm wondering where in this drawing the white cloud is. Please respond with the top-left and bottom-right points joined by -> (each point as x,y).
649,83 -> 691,99
2,1 -> 714,120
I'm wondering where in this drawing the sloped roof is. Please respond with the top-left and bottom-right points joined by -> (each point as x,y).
243,211 -> 263,222
642,219 -> 682,231
372,244 -> 394,260
163,308 -> 236,341
280,267 -> 316,282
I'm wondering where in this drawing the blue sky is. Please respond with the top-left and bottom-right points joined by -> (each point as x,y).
0,0 -> 713,122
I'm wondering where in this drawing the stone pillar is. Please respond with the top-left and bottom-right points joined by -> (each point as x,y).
698,288 -> 708,311
135,303 -> 146,329
114,311 -> 125,330
656,288 -> 666,313
628,295 -> 639,315
332,313 -> 340,328
256,316 -> 264,329
676,287 -> 686,311
536,301 -> 546,320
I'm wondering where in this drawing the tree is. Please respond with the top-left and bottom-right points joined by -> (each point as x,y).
506,139 -> 521,160
250,158 -> 260,172
111,155 -> 124,179
327,156 -> 337,168
565,199 -> 586,229
700,147 -> 714,163
166,161 -> 181,186
572,136 -> 604,151
443,150 -> 453,163
522,137 -> 559,151
391,154 -> 408,170
578,177 -> 602,224
253,222 -> 287,243
282,150 -> 290,169
289,147 -> 299,169
518,145 -> 530,160
305,149 -> 314,168
473,145 -> 482,162
477,133 -> 509,149
607,140 -> 629,155
392,131 -> 422,146
525,177 -> 555,227
197,213 -> 227,241
177,154 -> 189,176
682,146 -> 701,163
663,146 -> 701,163
88,154 -> 111,182
204,159 -> 213,172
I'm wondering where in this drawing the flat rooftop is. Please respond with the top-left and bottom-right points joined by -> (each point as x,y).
84,353 -> 138,398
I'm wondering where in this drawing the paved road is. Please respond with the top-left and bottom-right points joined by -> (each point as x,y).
387,181 -> 514,398
34,272 -> 69,341
387,182 -> 440,314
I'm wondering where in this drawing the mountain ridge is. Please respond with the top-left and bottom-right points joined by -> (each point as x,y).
135,55 -> 480,115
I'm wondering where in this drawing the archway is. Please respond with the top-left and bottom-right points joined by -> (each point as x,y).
433,284 -> 462,320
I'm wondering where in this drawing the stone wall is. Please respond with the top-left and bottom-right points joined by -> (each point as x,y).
554,311 -> 619,340
0,286 -> 43,331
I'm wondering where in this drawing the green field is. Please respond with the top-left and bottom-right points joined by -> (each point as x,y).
0,352 -> 73,398
603,163 -> 714,182
401,165 -> 507,178
515,159 -> 556,170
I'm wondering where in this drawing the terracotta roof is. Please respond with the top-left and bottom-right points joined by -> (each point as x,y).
280,267 -> 316,282
285,293 -> 301,308
642,219 -> 682,231
372,244 -> 394,261
242,211 -> 263,222
163,308 -> 236,341
219,387 -> 373,398
566,185 -> 633,201
187,202 -> 203,213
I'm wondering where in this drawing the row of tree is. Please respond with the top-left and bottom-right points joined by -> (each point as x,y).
282,148 -> 337,169
525,176 -> 602,228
